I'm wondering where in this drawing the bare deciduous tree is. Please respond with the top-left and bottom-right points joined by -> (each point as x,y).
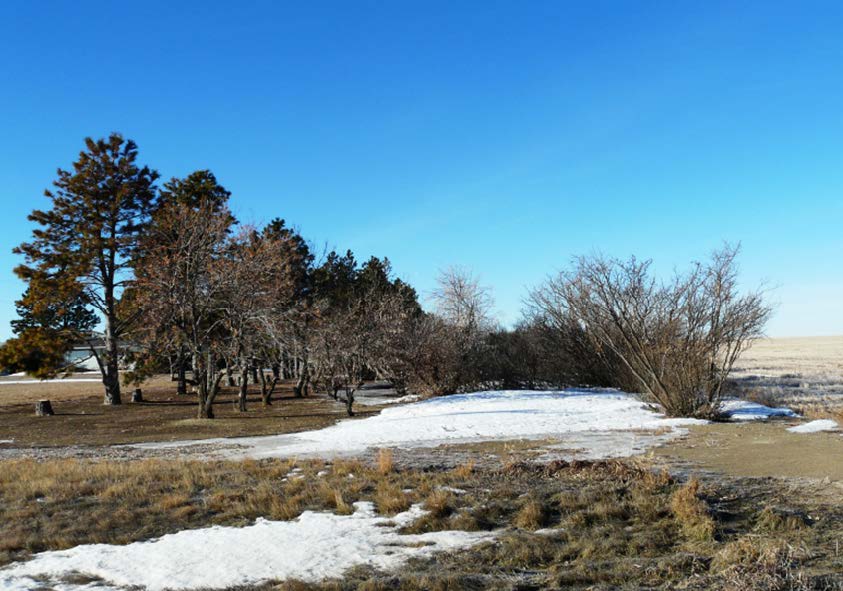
431,266 -> 494,332
528,245 -> 771,417
134,200 -> 234,418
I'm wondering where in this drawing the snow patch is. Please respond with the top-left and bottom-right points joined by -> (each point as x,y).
0,502 -> 493,591
787,419 -> 838,434
0,378 -> 101,385
720,399 -> 798,421
129,389 -> 706,460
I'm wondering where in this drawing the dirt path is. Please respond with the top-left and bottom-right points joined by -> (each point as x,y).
655,420 -> 843,482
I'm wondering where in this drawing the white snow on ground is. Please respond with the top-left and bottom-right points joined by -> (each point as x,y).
0,502 -> 493,591
719,399 -> 798,421
787,419 -> 839,433
356,393 -> 421,406
0,378 -> 101,385
130,389 -> 707,460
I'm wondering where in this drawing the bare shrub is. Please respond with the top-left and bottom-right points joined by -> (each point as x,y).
529,245 -> 771,417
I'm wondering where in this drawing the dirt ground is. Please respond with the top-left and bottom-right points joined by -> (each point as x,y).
656,420 -> 843,482
0,375 -> 382,447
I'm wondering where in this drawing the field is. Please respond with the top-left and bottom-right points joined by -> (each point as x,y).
732,335 -> 843,417
0,337 -> 842,590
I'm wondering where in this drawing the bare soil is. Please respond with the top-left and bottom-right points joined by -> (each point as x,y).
657,420 -> 843,482
0,375 -> 381,447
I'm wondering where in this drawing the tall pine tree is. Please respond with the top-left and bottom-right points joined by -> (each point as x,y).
14,134 -> 158,404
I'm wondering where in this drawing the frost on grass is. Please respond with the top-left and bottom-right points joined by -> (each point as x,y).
130,389 -> 707,460
0,502 -> 493,591
787,419 -> 839,433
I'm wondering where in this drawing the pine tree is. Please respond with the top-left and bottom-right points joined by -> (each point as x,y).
11,282 -> 98,336
0,280 -> 99,378
13,134 -> 158,404
158,170 -> 235,222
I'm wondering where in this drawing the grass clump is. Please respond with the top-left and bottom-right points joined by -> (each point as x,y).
513,498 -> 549,530
374,481 -> 411,516
670,477 -> 716,543
375,448 -> 394,475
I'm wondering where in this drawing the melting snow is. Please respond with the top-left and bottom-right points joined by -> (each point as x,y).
720,399 -> 798,421
130,389 -> 706,460
0,502 -> 492,591
787,419 -> 838,434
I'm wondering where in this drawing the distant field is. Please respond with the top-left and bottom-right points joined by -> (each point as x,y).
734,335 -> 843,377
732,335 -> 843,417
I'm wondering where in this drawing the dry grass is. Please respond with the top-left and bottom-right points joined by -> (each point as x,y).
450,460 -> 475,479
375,448 -> 394,475
513,498 -> 548,530
731,336 -> 843,418
712,538 -> 811,591
670,477 -> 716,543
1,456 -> 841,589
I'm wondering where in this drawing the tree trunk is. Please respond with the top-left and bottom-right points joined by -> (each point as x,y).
176,352 -> 188,396
345,386 -> 355,417
258,369 -> 269,405
198,390 -> 214,419
237,360 -> 248,412
102,319 -> 122,405
196,349 -> 223,419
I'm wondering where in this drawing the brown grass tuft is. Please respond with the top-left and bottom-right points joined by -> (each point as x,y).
670,477 -> 715,543
424,489 -> 454,519
374,481 -> 410,516
451,460 -> 475,479
376,448 -> 394,475
514,499 -> 549,530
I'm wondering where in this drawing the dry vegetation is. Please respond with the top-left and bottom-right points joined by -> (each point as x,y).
1,454 -> 842,590
731,336 -> 843,419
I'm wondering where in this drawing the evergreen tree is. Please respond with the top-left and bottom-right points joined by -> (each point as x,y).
11,282 -> 98,336
0,280 -> 99,378
13,134 -> 158,404
158,170 -> 236,223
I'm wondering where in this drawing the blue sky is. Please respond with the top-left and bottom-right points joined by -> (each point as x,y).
1,1 -> 841,339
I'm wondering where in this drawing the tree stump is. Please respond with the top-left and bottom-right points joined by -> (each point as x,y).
131,388 -> 143,403
35,400 -> 54,416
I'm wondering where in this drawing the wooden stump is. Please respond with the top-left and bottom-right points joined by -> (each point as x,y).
131,388 -> 143,403
35,400 -> 54,416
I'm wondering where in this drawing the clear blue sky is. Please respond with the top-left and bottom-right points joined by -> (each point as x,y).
1,1 -> 841,339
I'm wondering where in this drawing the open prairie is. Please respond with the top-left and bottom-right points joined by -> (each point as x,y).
731,335 -> 843,417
